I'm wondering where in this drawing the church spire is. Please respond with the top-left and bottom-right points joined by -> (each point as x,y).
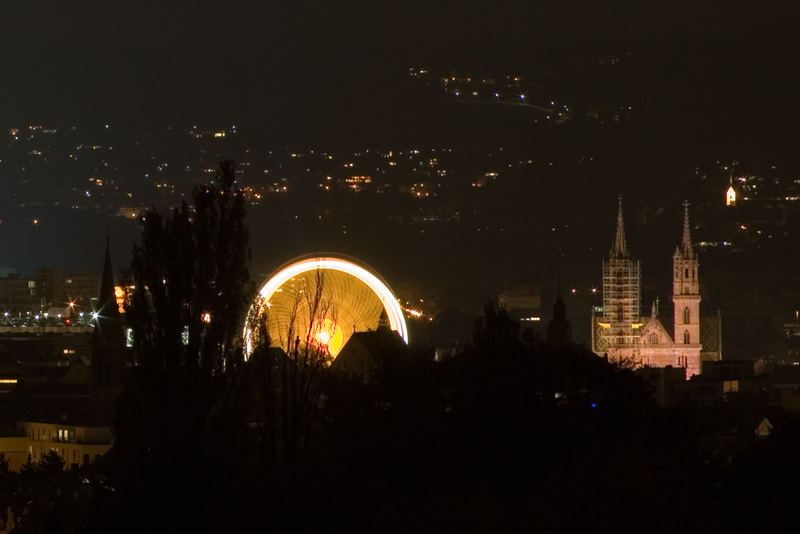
726,172 -> 737,206
98,229 -> 120,319
677,200 -> 694,259
611,195 -> 629,258
91,229 -> 125,424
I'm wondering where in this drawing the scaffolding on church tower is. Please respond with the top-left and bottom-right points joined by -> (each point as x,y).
598,197 -> 641,349
601,257 -> 641,345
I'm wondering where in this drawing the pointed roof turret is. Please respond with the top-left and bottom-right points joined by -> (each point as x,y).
676,200 -> 694,259
377,308 -> 390,330
610,195 -> 629,259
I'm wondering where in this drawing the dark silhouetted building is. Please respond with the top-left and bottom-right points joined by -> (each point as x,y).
547,297 -> 572,347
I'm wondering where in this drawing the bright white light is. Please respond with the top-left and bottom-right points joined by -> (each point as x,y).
244,256 -> 409,357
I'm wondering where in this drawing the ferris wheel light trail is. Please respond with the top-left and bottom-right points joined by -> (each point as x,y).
244,256 -> 408,358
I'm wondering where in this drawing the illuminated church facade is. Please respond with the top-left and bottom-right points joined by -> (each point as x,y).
591,199 -> 720,378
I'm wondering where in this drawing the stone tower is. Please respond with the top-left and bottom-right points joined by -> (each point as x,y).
600,197 -> 641,354
672,201 -> 701,371
547,296 -> 572,347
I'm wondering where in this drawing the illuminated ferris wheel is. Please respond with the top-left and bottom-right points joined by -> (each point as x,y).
243,256 -> 408,359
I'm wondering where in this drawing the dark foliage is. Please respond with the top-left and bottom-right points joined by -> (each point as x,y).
21,170 -> 794,532
109,160 -> 252,531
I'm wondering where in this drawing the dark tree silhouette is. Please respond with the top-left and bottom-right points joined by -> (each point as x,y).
245,269 -> 330,468
38,450 -> 65,476
112,160 -> 251,530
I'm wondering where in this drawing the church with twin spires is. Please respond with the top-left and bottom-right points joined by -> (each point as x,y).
591,199 -> 721,378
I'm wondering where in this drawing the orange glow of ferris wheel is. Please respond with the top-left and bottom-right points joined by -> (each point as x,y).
244,256 -> 408,359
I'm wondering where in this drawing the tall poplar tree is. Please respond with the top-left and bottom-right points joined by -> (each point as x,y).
120,160 -> 250,472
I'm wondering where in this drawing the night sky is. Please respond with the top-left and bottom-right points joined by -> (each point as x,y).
2,0 -> 800,291
2,1 -> 797,123
6,5 -> 800,530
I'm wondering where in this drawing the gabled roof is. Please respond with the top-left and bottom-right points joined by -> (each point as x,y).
700,314 -> 722,353
639,316 -> 674,344
331,327 -> 408,380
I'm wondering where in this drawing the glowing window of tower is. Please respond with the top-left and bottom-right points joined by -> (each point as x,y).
726,185 -> 736,206
684,307 -> 690,324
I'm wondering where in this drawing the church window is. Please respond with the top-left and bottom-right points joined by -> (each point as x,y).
683,331 -> 690,344
649,334 -> 658,344
685,268 -> 689,278
684,307 -> 690,324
